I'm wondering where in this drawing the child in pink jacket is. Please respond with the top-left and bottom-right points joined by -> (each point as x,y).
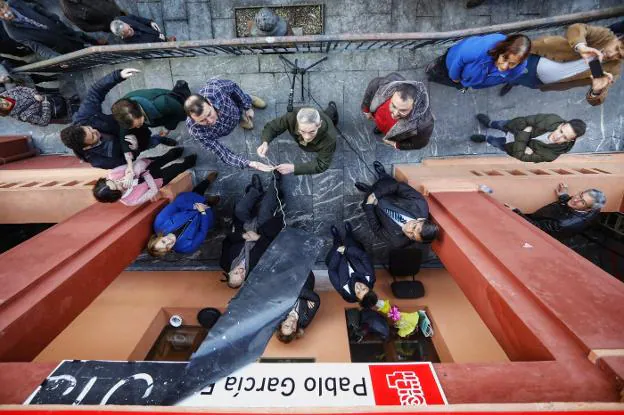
92,147 -> 196,206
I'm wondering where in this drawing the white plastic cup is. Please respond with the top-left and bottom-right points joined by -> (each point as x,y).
169,315 -> 183,327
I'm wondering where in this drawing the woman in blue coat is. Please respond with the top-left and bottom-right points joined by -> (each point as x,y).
426,33 -> 531,90
147,172 -> 219,256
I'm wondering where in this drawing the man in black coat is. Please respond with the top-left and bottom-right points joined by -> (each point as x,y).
0,0 -> 99,60
326,222 -> 376,303
109,15 -> 173,44
356,161 -> 439,248
276,272 -> 320,344
59,68 -> 174,169
220,172 -> 285,288
60,0 -> 122,33
509,183 -> 606,239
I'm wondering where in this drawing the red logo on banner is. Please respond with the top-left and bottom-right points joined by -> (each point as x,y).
368,363 -> 447,406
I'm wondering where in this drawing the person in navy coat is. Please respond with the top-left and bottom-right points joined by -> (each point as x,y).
426,33 -> 531,90
326,221 -> 376,303
147,173 -> 219,256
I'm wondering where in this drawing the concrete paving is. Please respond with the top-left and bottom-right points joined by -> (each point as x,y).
1,1 -> 623,268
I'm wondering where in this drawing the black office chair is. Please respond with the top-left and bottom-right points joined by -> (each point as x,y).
386,247 -> 425,299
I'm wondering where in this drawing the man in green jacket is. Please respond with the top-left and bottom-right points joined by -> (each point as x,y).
257,103 -> 338,175
470,113 -> 586,163
112,80 -> 191,134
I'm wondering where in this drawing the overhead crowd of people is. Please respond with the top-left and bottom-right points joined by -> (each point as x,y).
1,0 -> 621,343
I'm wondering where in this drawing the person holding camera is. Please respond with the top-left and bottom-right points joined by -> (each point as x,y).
499,23 -> 622,106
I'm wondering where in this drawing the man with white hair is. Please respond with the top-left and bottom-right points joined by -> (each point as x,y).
508,183 -> 606,239
110,14 -> 175,43
257,102 -> 338,175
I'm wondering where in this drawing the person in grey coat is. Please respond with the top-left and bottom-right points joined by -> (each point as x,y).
0,0 -> 99,60
361,72 -> 434,150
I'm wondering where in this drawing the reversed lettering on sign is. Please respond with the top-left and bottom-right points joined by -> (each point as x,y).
386,371 -> 426,406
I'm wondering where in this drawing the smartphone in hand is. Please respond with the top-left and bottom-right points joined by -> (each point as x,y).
589,59 -> 604,78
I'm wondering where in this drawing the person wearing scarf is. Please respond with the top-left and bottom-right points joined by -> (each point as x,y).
361,73 -> 434,150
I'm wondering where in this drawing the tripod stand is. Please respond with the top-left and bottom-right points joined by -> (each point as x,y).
279,55 -> 328,112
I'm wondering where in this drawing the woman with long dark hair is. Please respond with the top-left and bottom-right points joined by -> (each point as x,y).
426,33 -> 531,91
92,147 -> 196,206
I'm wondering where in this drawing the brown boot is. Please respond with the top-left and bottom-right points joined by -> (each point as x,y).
205,195 -> 221,206
206,171 -> 218,185
240,114 -> 254,130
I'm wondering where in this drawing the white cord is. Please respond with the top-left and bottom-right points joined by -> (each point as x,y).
260,155 -> 287,228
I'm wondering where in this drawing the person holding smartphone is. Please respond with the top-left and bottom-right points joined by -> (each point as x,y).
499,23 -> 622,106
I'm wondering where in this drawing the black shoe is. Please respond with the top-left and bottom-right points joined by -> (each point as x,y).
373,161 -> 386,176
373,127 -> 382,135
344,221 -> 353,234
466,0 -> 486,8
205,195 -> 220,207
159,136 -> 178,146
251,174 -> 263,192
185,154 -> 197,166
470,134 -> 486,143
476,113 -> 491,129
167,146 -> 184,159
327,101 -> 339,126
499,83 -> 513,97
206,171 -> 218,185
331,225 -> 340,240
355,182 -> 372,193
